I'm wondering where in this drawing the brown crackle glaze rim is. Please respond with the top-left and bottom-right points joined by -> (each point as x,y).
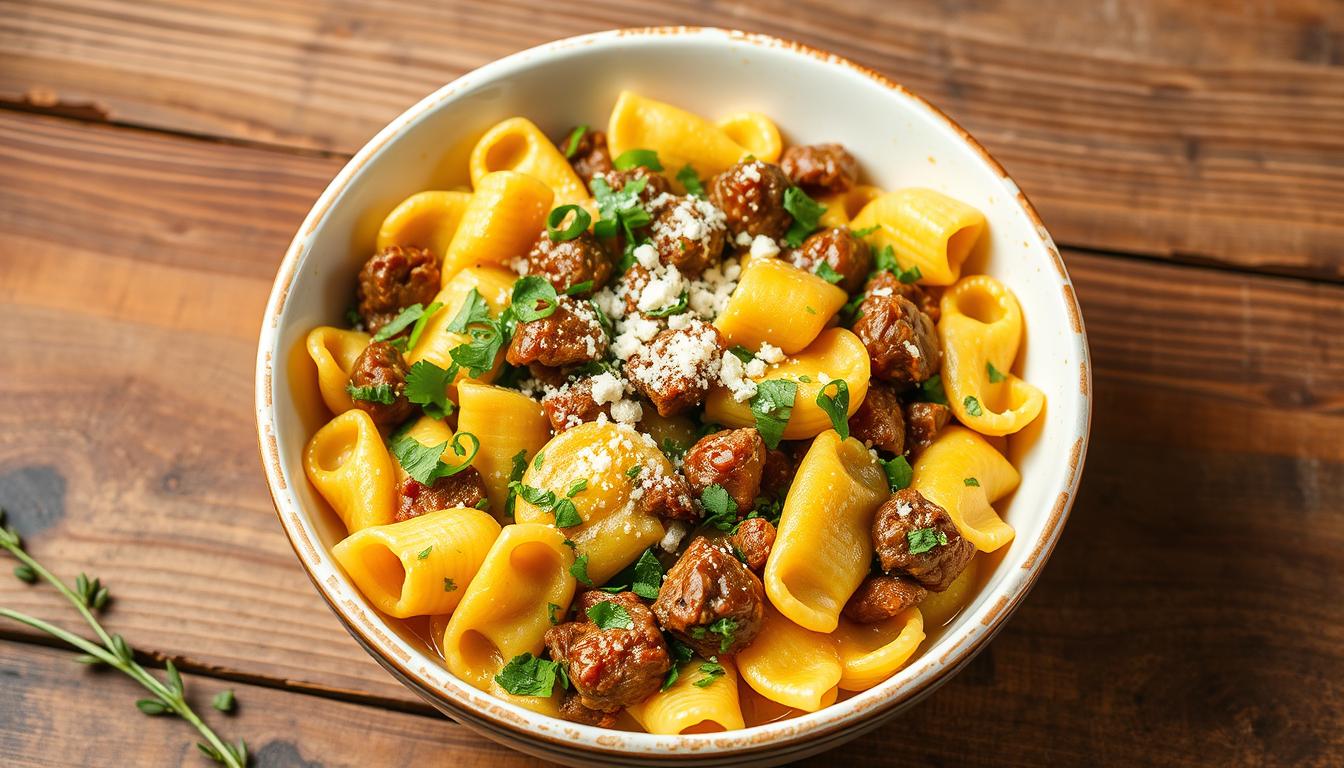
254,26 -> 1092,764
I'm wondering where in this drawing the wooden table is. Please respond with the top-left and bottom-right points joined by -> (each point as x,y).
2,2 -> 1341,765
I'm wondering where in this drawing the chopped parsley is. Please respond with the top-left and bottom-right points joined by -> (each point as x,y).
511,275 -> 559,323
907,527 -> 949,555
503,450 -> 528,519
644,290 -> 688,318
676,163 -> 706,197
569,553 -> 594,587
474,497 -> 490,511
625,465 -> 642,479
963,395 -> 984,417
692,661 -> 726,688
873,244 -> 921,283
564,280 -> 593,296
690,618 -> 738,653
920,374 -> 949,406
782,186 -> 826,247
840,291 -> 867,325
404,359 -> 457,419
534,451 -> 545,470
613,148 -> 663,172
494,653 -> 563,697
728,345 -> 754,364
444,288 -> 510,377
661,637 -> 696,690
546,204 -> 591,242
389,431 -> 480,485
814,260 -> 844,284
631,549 -> 663,599
699,485 -> 738,531
547,602 -> 563,625
417,546 -> 432,560
508,481 -> 583,528
591,175 -> 654,270
986,361 -> 1006,383
749,380 -> 798,449
373,301 -> 439,345
562,125 -> 588,158
586,601 -> 635,631
882,455 -> 914,491
442,577 -> 457,592
964,477 -> 981,487
850,224 -> 880,237
815,379 -> 850,440
345,382 -> 395,405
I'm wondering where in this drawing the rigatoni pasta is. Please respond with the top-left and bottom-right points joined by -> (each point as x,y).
303,91 -> 1045,734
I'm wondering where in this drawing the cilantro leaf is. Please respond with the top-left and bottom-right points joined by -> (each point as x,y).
345,382 -> 395,405
728,345 -> 754,364
565,280 -> 593,296
749,380 -> 798,449
406,301 -> 444,349
504,450 -> 528,519
907,527 -> 949,555
660,637 -> 696,691
404,360 -> 457,418
390,432 -> 480,485
446,289 -> 491,333
512,275 -> 560,323
644,290 -> 688,318
873,244 -> 921,283
552,499 -> 583,528
625,465 -> 642,479
631,549 -> 663,599
964,477 -> 981,487
563,125 -> 587,159
613,148 -> 663,172
850,224 -> 880,237
373,303 -> 430,342
566,479 -> 588,497
882,456 -> 913,491
586,601 -> 635,631
547,602 -> 563,625
782,186 -> 826,247
692,661 -> 726,688
442,577 -> 457,592
699,485 -> 738,531
963,395 -> 984,417
494,653 -> 562,697
815,379 -> 850,440
690,618 -> 738,653
449,323 -> 506,377
417,546 -> 432,560
840,291 -> 867,326
814,260 -> 844,284
920,374 -> 949,406
534,451 -> 545,470
987,361 -> 1007,383
570,554 -> 594,587
676,164 -> 705,197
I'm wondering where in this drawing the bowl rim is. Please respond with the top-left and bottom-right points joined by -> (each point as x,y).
254,25 -> 1092,759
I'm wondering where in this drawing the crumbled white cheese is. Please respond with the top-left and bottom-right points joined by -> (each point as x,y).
749,234 -> 780,259
660,520 -> 691,553
735,231 -> 753,248
633,242 -> 660,270
589,372 -> 624,405
738,163 -> 762,183
903,340 -> 921,359
719,350 -> 759,402
745,358 -> 767,378
869,286 -> 893,298
687,257 -> 740,319
757,342 -> 785,364
628,319 -> 722,392
610,398 -> 643,424
636,264 -> 687,314
894,499 -> 913,518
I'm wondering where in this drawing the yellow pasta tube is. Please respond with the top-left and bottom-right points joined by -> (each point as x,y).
834,608 -> 925,691
913,426 -> 1019,552
514,422 -> 670,585
305,326 -> 370,415
939,275 -> 1044,435
738,682 -> 817,727
627,658 -> 745,734
705,328 -> 870,440
332,508 -> 502,618
441,523 -> 576,715
469,117 -> 590,209
607,91 -> 749,179
375,191 -> 473,257
406,266 -> 517,388
714,257 -> 848,354
303,409 -> 397,533
736,607 -> 842,712
849,188 -> 986,285
441,170 -> 553,281
455,381 -> 550,517
764,430 -> 890,632
818,184 -> 882,229
918,556 -> 979,630
715,112 -> 782,163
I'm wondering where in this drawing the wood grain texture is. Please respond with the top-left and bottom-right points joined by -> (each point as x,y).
1,111 -> 1342,766
1,0 -> 1342,278
0,642 -> 544,768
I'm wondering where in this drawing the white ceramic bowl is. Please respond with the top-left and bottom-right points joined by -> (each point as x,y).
255,27 -> 1091,767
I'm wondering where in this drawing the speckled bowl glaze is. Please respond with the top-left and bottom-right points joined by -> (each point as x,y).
255,27 -> 1090,767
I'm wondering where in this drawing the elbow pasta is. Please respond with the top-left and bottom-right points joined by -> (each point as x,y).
302,92 -> 1049,733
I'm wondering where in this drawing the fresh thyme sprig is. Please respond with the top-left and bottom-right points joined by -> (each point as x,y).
0,508 -> 247,767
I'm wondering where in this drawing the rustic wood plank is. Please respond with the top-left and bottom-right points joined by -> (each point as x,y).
1,1 -> 1342,278
0,641 -> 544,768
0,112 -> 1342,765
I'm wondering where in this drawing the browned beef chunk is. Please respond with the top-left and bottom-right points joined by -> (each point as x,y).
635,471 -> 697,522
543,591 -> 670,713
394,470 -> 487,521
780,143 -> 859,194
558,693 -> 618,727
759,447 -> 798,499
506,297 -> 607,369
561,126 -> 613,187
787,227 -> 872,293
842,574 -> 928,624
681,428 -> 766,512
708,160 -> 792,241
624,321 -> 725,416
650,195 -> 728,277
872,488 -> 975,592
852,294 -> 940,388
346,340 -> 416,427
652,536 -> 765,657
356,245 -> 440,333
594,167 -> 672,210
541,376 -> 608,432
863,271 -> 940,323
904,401 -> 951,458
523,230 -> 613,297
848,383 -> 905,455
729,517 -> 776,573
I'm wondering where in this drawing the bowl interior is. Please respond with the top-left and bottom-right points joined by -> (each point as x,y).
258,28 -> 1088,757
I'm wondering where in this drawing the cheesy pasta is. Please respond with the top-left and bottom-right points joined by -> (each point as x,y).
303,93 -> 1044,733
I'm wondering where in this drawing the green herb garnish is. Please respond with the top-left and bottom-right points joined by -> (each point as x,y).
882,456 -> 913,491
586,601 -> 635,631
782,186 -> 826,247
963,395 -> 984,417
676,164 -> 705,197
563,125 -> 588,158
494,653 -> 563,697
699,485 -> 738,531
613,148 -> 663,172
907,527 -> 948,555
345,382 -> 395,405
390,431 -> 480,485
404,359 -> 457,419
816,379 -> 850,440
986,362 -> 1006,383
749,380 -> 798,449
